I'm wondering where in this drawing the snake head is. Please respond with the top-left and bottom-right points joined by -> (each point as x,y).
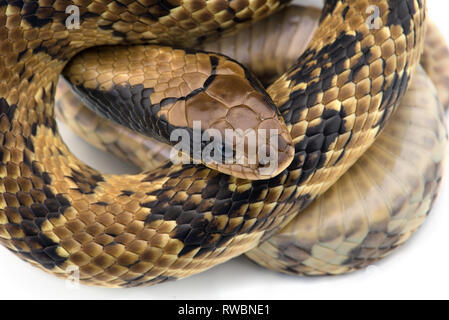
63,46 -> 294,180
174,70 -> 295,180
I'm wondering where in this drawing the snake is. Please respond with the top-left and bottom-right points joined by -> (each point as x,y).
0,0 -> 433,288
56,3 -> 449,278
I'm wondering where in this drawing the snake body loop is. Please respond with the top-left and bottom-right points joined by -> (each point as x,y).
56,4 -> 449,277
0,0 -> 426,287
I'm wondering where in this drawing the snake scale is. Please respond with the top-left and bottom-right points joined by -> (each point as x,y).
0,0 -> 440,288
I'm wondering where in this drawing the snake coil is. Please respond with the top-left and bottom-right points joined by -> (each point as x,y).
0,0 -> 430,287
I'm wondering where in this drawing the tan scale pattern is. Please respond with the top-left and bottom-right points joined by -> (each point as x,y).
266,1 -> 427,215
56,5 -> 449,277
247,66 -> 448,275
0,0 -> 291,287
0,0 -> 428,287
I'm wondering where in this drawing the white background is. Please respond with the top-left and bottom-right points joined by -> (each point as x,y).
1,1 -> 449,300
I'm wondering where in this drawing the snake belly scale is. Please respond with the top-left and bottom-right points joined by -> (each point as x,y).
0,0 -> 427,287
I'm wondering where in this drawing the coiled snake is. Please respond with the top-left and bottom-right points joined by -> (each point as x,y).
0,0 -> 441,287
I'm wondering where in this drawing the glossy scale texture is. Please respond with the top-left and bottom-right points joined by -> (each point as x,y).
57,4 -> 449,277
0,0 -> 428,287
